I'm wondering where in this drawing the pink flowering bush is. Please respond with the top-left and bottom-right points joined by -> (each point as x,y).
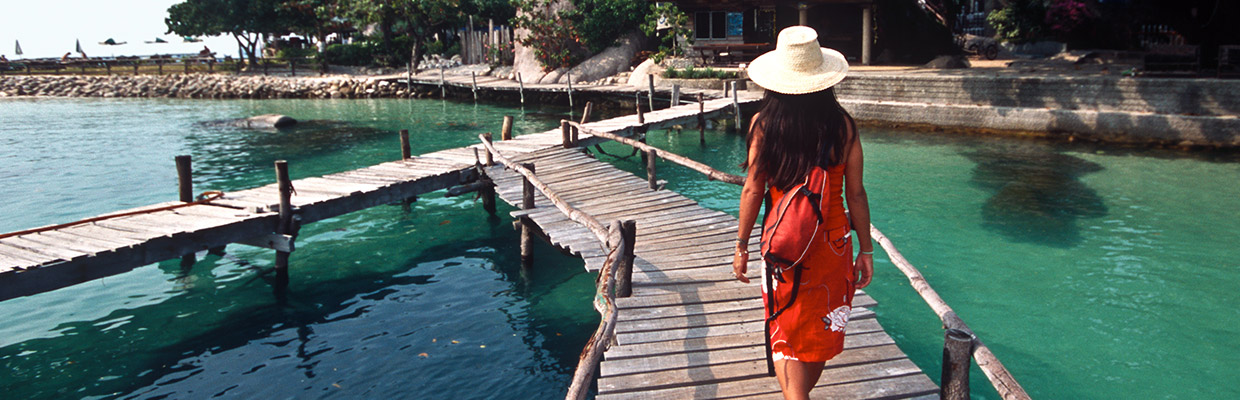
1045,0 -> 1096,37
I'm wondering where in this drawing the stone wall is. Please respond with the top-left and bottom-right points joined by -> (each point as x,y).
0,75 -> 431,99
834,74 -> 1240,147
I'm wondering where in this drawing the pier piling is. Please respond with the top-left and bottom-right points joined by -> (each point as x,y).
274,160 -> 293,290
501,115 -> 514,140
616,220 -> 635,297
519,163 -> 536,269
698,93 -> 706,145
942,328 -> 974,400
399,129 -> 412,160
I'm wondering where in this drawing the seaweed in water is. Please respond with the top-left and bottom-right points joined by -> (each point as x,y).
964,145 -> 1108,247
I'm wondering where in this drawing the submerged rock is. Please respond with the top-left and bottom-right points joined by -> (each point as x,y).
207,114 -> 298,129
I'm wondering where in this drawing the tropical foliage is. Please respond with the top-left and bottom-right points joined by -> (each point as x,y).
641,2 -> 691,64
166,0 -> 513,67
512,0 -> 648,71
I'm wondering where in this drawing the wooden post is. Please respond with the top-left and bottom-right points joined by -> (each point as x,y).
482,132 -> 495,166
732,81 -> 742,130
520,162 -> 536,269
440,66 -> 446,98
517,72 -> 524,104
671,84 -> 680,108
567,73 -> 574,111
580,101 -> 593,124
263,59 -> 269,76
184,59 -> 190,74
274,160 -> 293,290
209,59 -> 214,72
290,58 -> 297,76
635,91 -> 644,125
942,329 -> 973,400
471,71 -> 478,101
616,220 -> 636,297
132,63 -> 138,75
80,62 -> 86,75
647,74 -> 655,110
176,155 -> 193,203
501,115 -> 514,140
399,129 -> 411,159
698,93 -> 706,145
646,149 -> 658,190
561,120 -> 572,148
157,59 -> 163,75
105,63 -> 111,76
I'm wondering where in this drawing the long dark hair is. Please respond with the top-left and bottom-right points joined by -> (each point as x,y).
745,87 -> 855,190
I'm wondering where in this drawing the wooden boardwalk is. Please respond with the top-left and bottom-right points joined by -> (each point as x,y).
1,83 -> 938,398
485,144 -> 937,399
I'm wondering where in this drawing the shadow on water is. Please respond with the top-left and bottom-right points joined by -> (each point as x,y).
964,144 -> 1108,247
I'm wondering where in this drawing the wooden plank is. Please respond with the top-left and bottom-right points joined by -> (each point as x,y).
600,330 -> 899,378
598,358 -> 933,399
597,344 -> 917,395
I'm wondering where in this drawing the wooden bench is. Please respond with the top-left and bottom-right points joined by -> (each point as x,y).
1219,45 -> 1240,78
1143,44 -> 1199,76
691,43 -> 772,66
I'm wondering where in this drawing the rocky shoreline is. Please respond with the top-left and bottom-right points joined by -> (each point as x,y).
0,74 -> 435,99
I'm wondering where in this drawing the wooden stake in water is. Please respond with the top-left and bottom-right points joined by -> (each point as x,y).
517,72 -> 525,104
561,120 -> 572,148
732,81 -> 742,130
941,329 -> 973,400
274,160 -> 293,291
567,73 -> 574,111
176,155 -> 196,271
501,115 -> 514,140
580,101 -> 593,124
399,129 -> 411,159
440,66 -> 446,98
647,74 -> 655,110
671,84 -> 680,108
616,220 -> 636,297
471,71 -> 478,101
520,162 -> 536,269
698,93 -> 706,145
646,149 -> 658,190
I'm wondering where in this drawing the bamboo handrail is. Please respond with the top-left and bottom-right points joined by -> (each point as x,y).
869,226 -> 1030,400
477,134 -> 622,400
566,121 -> 745,185
562,125 -> 1028,398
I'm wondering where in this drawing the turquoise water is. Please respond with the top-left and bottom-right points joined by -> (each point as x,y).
3,97 -> 1239,399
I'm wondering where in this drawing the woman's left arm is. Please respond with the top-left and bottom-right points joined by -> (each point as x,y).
844,125 -> 874,289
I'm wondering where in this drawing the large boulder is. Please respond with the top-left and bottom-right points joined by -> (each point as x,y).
628,58 -> 657,88
556,32 -> 644,84
512,0 -> 577,83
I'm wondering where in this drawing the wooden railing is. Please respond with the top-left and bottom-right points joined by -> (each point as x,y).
566,116 -> 1030,400
476,134 -> 633,400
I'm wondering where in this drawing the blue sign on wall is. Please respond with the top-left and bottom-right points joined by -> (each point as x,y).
727,12 -> 744,36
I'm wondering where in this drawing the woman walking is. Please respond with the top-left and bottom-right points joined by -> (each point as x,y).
731,26 -> 874,400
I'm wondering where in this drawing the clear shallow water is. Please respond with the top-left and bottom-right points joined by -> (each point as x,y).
3,97 -> 1239,399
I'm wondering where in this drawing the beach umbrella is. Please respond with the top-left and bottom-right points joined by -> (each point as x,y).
99,38 -> 126,45
14,40 -> 21,57
145,37 -> 169,44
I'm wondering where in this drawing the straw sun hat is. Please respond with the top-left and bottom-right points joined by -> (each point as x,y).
747,26 -> 849,95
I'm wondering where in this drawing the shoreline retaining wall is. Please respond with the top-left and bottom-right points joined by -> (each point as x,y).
834,74 -> 1240,147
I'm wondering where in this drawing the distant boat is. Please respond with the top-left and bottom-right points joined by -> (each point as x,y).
183,37 -> 202,43
144,37 -> 169,44
99,38 -> 127,46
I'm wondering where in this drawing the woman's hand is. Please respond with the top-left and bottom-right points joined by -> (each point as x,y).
732,251 -> 751,283
855,253 -> 873,289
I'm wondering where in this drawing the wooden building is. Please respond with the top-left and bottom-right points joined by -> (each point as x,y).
670,0 -> 876,65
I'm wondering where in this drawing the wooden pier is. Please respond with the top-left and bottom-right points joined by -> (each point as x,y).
1,76 -> 1028,399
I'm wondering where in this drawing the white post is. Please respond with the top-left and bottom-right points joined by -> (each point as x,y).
862,6 -> 874,65
517,72 -> 525,104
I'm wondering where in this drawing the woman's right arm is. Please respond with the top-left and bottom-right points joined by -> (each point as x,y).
844,120 -> 874,289
733,126 -> 767,284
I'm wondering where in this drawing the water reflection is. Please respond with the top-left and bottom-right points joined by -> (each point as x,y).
965,145 -> 1108,247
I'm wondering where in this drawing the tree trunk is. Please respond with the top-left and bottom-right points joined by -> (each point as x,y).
410,38 -> 423,72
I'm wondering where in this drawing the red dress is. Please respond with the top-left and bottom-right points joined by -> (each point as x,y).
762,163 -> 855,363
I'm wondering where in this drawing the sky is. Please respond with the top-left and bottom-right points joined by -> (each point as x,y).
1,0 -> 241,59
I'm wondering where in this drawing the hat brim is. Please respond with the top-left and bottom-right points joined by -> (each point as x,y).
747,47 -> 848,95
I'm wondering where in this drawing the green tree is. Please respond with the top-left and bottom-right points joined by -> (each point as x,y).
166,0 -> 295,66
336,0 -> 511,67
641,2 -> 691,63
